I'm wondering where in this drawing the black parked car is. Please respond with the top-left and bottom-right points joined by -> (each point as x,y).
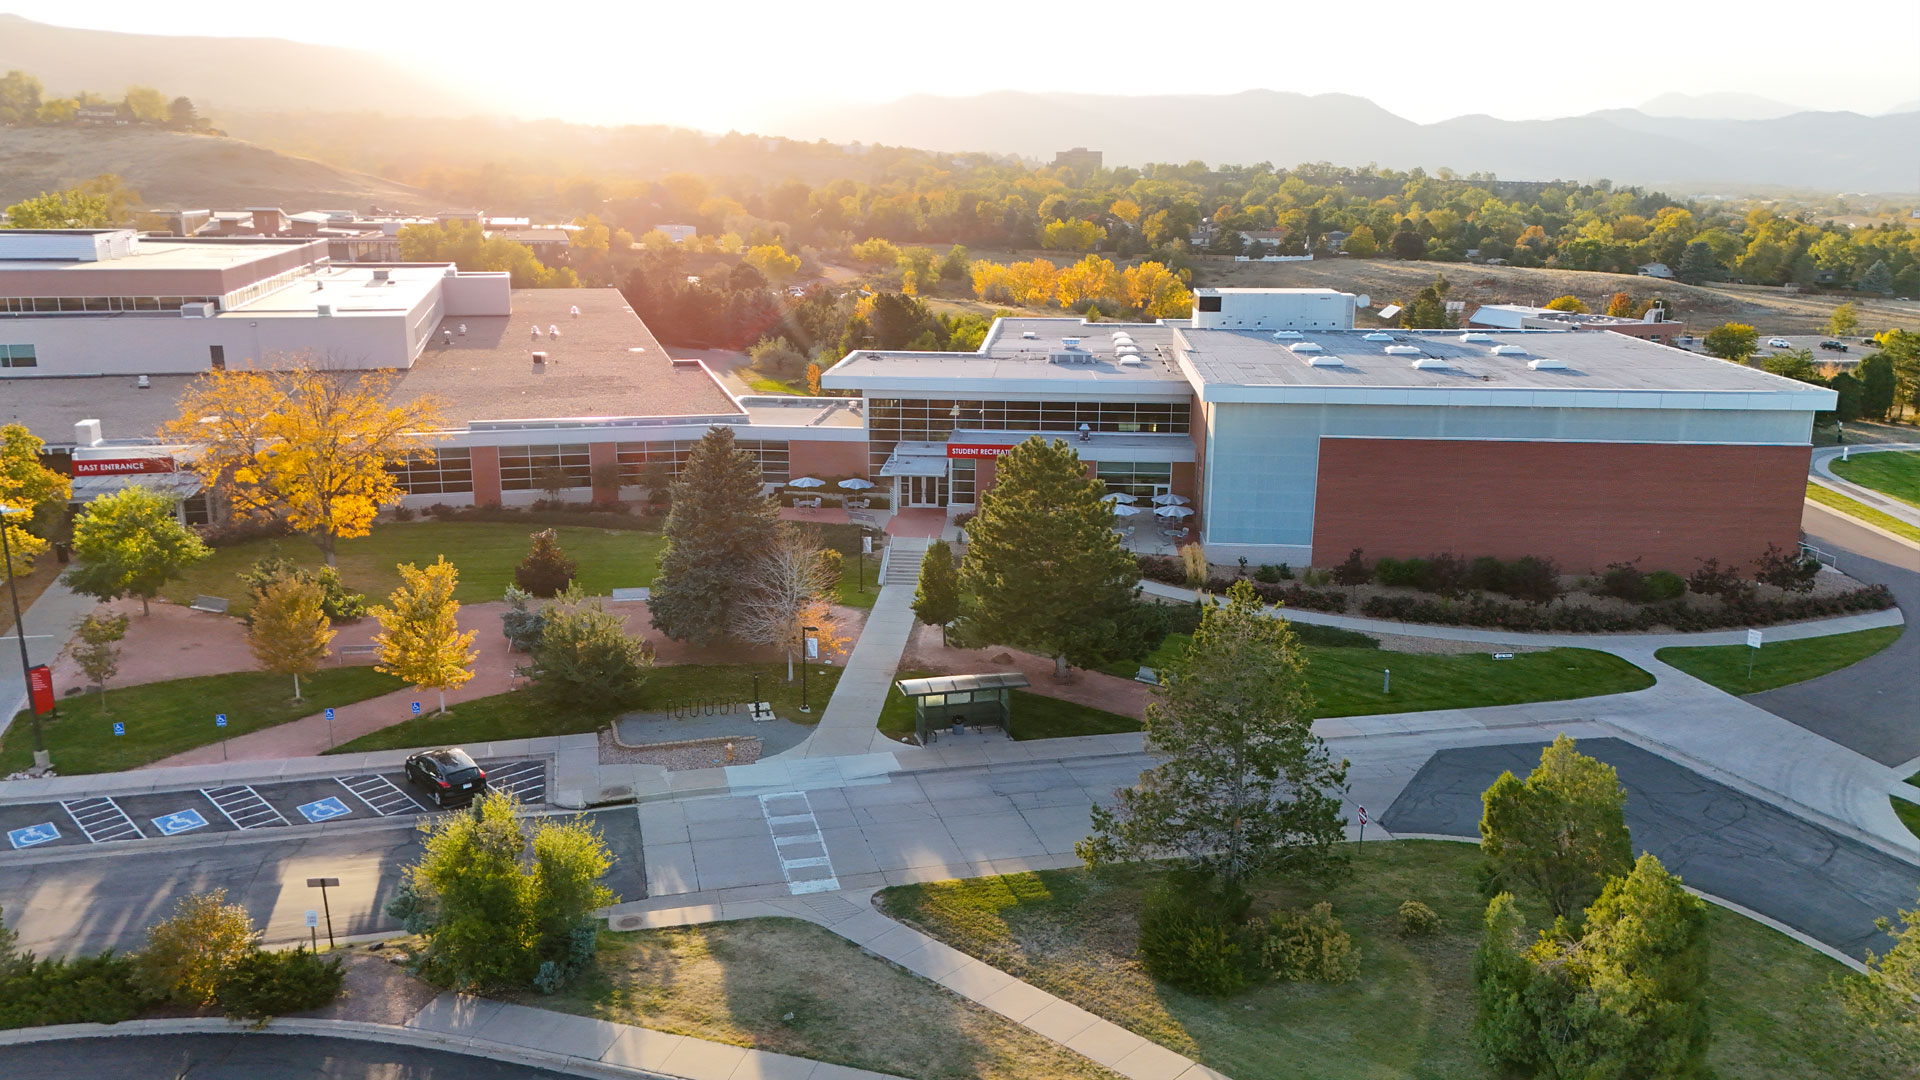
1819,339 -> 1849,351
404,747 -> 488,807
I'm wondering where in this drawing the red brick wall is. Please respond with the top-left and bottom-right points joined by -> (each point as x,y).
1310,438 -> 1810,572
790,439 -> 869,479
470,445 -> 501,507
588,442 -> 619,502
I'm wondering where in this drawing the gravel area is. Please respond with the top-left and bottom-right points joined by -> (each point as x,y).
596,727 -> 763,769
301,949 -> 440,1025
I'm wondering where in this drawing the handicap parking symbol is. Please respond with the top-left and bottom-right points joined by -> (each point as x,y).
7,822 -> 60,850
112,722 -> 125,737
296,796 -> 352,823
152,809 -> 208,836
215,714 -> 227,729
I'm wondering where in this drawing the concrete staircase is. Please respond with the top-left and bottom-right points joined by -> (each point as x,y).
881,536 -> 930,587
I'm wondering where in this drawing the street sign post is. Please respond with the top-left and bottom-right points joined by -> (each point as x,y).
306,877 -> 341,949
305,909 -> 319,952
1358,805 -> 1368,847
112,722 -> 124,737
216,713 -> 227,760
411,701 -> 421,717
325,707 -> 336,748
1746,629 -> 1763,681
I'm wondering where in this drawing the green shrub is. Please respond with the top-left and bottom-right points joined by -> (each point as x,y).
1138,901 -> 1249,997
1600,561 -> 1648,601
0,953 -> 153,1029
133,889 -> 258,1006
1262,902 -> 1359,982
514,528 -> 578,598
1399,899 -> 1441,938
1643,570 -> 1687,601
1499,555 -> 1563,605
240,554 -> 368,622
1375,557 -> 1429,588
1253,564 -> 1282,584
216,947 -> 344,1020
1466,556 -> 1507,592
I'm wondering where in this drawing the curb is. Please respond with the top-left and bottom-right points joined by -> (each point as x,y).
0,1017 -> 677,1079
1804,489 -> 1920,552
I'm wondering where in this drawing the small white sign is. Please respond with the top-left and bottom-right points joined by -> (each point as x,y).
305,909 -> 319,928
1747,629 -> 1763,649
805,636 -> 819,661
862,536 -> 873,555
1492,652 -> 1515,660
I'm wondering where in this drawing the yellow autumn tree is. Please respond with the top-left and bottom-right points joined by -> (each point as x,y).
1123,261 -> 1194,318
1109,199 -> 1142,225
1056,255 -> 1122,308
1006,258 -> 1061,307
248,576 -> 334,701
370,557 -> 477,714
161,360 -> 445,563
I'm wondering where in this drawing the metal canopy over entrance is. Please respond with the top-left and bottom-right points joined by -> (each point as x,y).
877,442 -> 950,477
893,671 -> 1031,744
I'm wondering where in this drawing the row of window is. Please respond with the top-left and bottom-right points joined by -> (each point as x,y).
866,398 -> 1192,438
0,344 -> 34,369
1094,461 -> 1173,499
0,296 -> 220,314
385,441 -> 793,496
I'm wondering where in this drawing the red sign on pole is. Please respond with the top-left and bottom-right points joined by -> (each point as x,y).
945,444 -> 1012,459
72,457 -> 176,477
28,665 -> 55,715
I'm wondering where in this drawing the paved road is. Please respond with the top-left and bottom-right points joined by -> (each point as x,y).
0,810 -> 645,958
1748,503 -> 1920,767
0,1033 -> 584,1079
1381,738 -> 1916,959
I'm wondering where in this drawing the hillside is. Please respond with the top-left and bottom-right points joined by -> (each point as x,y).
0,127 -> 435,214
1199,258 -> 1920,335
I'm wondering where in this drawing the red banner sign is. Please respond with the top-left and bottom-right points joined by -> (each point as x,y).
945,444 -> 1012,459
72,457 -> 175,476
28,665 -> 55,715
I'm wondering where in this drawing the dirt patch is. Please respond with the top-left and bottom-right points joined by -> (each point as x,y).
300,949 -> 440,1025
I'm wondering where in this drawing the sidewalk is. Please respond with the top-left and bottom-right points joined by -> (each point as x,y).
0,576 -> 100,745
792,537 -> 926,759
1810,443 -> 1920,531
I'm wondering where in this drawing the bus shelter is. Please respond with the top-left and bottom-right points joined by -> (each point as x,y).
893,672 -> 1030,744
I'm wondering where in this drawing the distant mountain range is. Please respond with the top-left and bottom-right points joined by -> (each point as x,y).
1638,92 -> 1806,121
765,90 -> 1920,193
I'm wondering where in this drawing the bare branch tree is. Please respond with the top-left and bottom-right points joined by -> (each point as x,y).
730,525 -> 848,680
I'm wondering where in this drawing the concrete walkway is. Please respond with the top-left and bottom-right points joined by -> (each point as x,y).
609,890 -> 1228,1080
793,537 -> 927,759
1810,442 -> 1920,529
0,577 -> 99,746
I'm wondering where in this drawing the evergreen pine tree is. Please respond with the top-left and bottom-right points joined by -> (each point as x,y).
513,528 -> 578,597
1676,240 -> 1720,284
648,427 -> 779,645
1859,259 -> 1894,296
957,437 -> 1146,676
911,539 -> 960,644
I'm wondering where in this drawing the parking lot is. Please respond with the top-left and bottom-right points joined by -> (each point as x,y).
2,758 -> 548,853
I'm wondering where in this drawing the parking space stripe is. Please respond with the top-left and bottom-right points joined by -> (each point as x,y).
59,797 -> 144,843
337,774 -> 424,816
199,786 -> 290,830
485,761 -> 547,803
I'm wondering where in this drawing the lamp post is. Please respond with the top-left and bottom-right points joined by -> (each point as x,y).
799,625 -> 818,712
1,507 -> 48,770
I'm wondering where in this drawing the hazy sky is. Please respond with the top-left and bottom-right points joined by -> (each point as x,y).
8,1 -> 1918,130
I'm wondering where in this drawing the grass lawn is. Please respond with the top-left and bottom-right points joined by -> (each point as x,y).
1111,634 -> 1651,719
159,521 -> 666,615
834,553 -> 880,609
1656,626 -> 1904,693
1894,793 -> 1920,842
878,669 -> 1138,741
740,371 -> 808,395
328,661 -> 843,753
1832,449 -> 1920,510
1,667 -> 405,775
1807,481 -> 1920,544
521,917 -> 1116,1080
878,842 -> 1906,1080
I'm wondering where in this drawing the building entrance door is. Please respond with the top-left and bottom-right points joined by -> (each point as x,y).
905,475 -> 946,508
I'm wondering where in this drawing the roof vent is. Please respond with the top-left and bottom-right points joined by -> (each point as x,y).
1384,345 -> 1423,356
532,351 -> 548,364
1410,357 -> 1450,370
1021,331 -> 1038,339
315,303 -> 332,317
1527,358 -> 1568,370
1117,356 -> 1147,367
1287,341 -> 1324,353
1490,344 -> 1528,356
1459,332 -> 1494,343
1115,344 -> 1140,356
1304,355 -> 1346,368
1363,332 -> 1394,342
372,269 -> 390,282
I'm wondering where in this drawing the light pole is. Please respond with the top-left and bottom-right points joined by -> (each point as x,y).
799,625 -> 818,712
1,506 -> 48,770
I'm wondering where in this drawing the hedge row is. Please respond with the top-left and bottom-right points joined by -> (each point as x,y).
1137,556 -> 1349,613
1358,585 -> 1894,632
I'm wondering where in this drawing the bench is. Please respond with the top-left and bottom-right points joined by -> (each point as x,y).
609,587 -> 651,602
188,595 -> 229,615
338,644 -> 380,663
1134,666 -> 1161,685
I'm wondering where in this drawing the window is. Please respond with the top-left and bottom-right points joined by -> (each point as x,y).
389,448 -> 473,495
1095,461 -> 1173,499
182,492 -> 212,526
950,459 -> 976,503
0,344 -> 35,369
1198,295 -> 1222,312
615,437 -> 789,487
498,444 -> 591,491
209,345 -> 225,370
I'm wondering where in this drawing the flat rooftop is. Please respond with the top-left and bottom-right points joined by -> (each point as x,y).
822,318 -> 1193,394
1178,328 -> 1834,408
0,237 -> 321,273
394,288 -> 742,425
226,262 -> 446,317
738,396 -> 867,430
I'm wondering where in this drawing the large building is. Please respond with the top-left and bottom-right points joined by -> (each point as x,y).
2,233 -> 1826,572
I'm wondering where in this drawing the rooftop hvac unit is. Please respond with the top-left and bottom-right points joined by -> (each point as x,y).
532,351 -> 548,364
1490,344 -> 1528,355
1384,345 -> 1423,355
1061,337 -> 1082,348
1528,358 -> 1568,370
181,302 -> 216,318
372,269 -> 390,282
1021,331 -> 1039,339
1459,332 -> 1494,343
1287,341 -> 1324,353
1363,332 -> 1394,342
1304,355 -> 1345,368
1410,357 -> 1450,370
1117,356 -> 1148,367
316,303 -> 332,317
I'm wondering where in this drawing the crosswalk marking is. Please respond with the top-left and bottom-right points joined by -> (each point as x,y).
200,785 -> 289,830
759,790 -> 840,895
337,774 -> 424,816
60,797 -> 143,843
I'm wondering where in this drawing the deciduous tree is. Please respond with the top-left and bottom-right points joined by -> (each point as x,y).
730,524 -> 847,679
1340,225 -> 1378,256
1479,734 -> 1632,920
1544,295 -> 1589,313
1840,886 -> 1920,1053
911,539 -> 960,643
649,427 -> 779,645
66,612 -> 129,711
161,363 -> 445,563
1828,302 -> 1860,338
0,424 -> 69,579
526,585 -> 652,711
2,188 -> 116,229
1079,580 -> 1350,887
370,557 -> 476,714
248,576 -> 334,701
1605,291 -> 1635,317
1701,322 -> 1759,363
133,889 -> 257,1006
62,486 -> 209,614
958,437 -> 1148,677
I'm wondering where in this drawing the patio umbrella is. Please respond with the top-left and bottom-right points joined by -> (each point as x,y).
1154,504 -> 1195,518
837,478 -> 875,490
788,477 -> 826,488
1110,504 -> 1146,516
1102,492 -> 1139,504
1150,493 -> 1190,506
